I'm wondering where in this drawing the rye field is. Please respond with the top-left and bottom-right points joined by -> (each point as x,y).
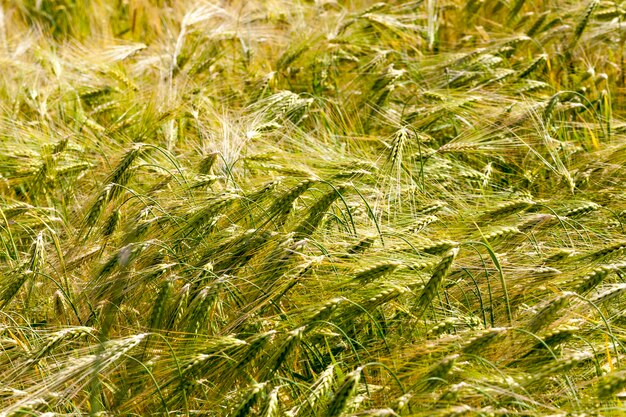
1,0 -> 626,415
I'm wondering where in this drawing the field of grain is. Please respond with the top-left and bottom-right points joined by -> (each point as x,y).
1,0 -> 626,415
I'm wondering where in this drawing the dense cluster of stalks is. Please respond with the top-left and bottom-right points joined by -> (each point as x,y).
1,0 -> 626,415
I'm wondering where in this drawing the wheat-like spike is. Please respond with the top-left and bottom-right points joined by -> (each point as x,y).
543,92 -> 566,122
526,351 -> 593,384
277,43 -> 310,71
198,151 -> 218,174
361,285 -> 407,311
427,317 -> 459,337
260,91 -> 313,124
29,327 -> 94,364
527,292 -> 574,334
369,64 -> 405,99
406,260 -> 438,271
423,90 -> 446,101
542,249 -> 577,265
267,326 -> 305,375
419,240 -> 458,255
0,233 -> 44,308
483,226 -> 520,242
261,386 -> 281,417
414,248 -> 458,318
461,327 -> 507,355
53,289 -> 66,320
507,0 -> 527,23
326,367 -> 362,417
30,155 -> 52,195
294,185 -> 346,237
107,143 -> 148,199
495,34 -> 532,53
407,215 -> 438,233
255,234 -> 309,281
208,229 -> 274,275
235,330 -> 276,372
189,174 -> 222,189
244,178 -> 283,203
540,325 -> 578,346
330,168 -> 373,181
305,298 -> 344,328
56,162 -> 92,178
563,201 -> 600,217
2,398 -> 50,415
121,214 -> 159,244
568,0 -> 598,51
459,168 -> 487,181
232,382 -> 267,417
352,261 -> 401,284
97,252 -> 121,279
446,70 -> 479,88
189,263 -> 215,298
178,354 -> 211,391
483,199 -> 535,219
171,283 -> 191,329
518,325 -> 579,363
590,284 -> 626,304
388,127 -> 411,170
345,393 -> 368,414
486,67 -> 517,84
415,201 -> 447,216
289,364 -> 336,416
586,241 -> 626,260
184,193 -> 241,233
76,335 -> 148,380
186,285 -> 219,335
359,2 -> 387,16
576,264 -> 620,294
90,100 -> 119,115
1,202 -> 33,219
530,266 -> 562,278
85,183 -> 113,227
107,67 -> 137,91
436,142 -> 480,154
517,79 -> 550,93
177,337 -> 247,386
448,48 -> 488,68
109,112 -> 139,132
536,16 -> 567,35
30,232 -> 45,271
65,246 -> 101,271
307,364 -> 336,412
595,7 -> 625,21
267,178 -> 318,225
517,54 -> 547,79
266,256 -> 320,308
463,0 -> 482,16
148,280 -> 172,331
102,209 -> 121,238
189,52 -> 217,76
527,12 -> 549,36
79,85 -> 113,101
